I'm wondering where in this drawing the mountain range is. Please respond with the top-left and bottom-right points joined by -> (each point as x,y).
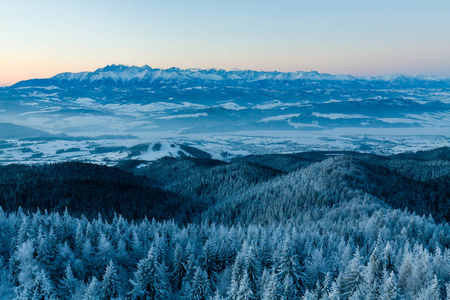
0,66 -> 449,299
12,65 -> 450,88
0,65 -> 448,164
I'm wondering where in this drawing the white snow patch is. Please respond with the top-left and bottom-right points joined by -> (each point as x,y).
16,86 -> 59,90
255,100 -> 284,110
137,143 -> 188,161
219,102 -> 247,110
102,102 -> 206,113
313,113 -> 368,119
156,113 -> 208,120
377,118 -> 418,124
259,114 -> 301,123
255,100 -> 309,110
72,98 -> 96,106
288,120 -> 322,128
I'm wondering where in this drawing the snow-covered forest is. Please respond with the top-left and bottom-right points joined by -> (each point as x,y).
0,148 -> 448,299
1,204 -> 449,299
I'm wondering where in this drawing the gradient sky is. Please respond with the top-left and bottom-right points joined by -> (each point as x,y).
1,0 -> 450,85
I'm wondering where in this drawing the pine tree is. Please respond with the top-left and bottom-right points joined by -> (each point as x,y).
237,270 -> 255,300
328,281 -> 341,300
97,233 -> 114,265
276,238 -> 306,297
358,262 -> 378,300
36,229 -> 58,272
380,270 -> 398,300
261,269 -> 280,300
205,237 -> 221,274
382,242 -> 395,273
341,249 -> 363,299
258,231 -> 273,270
171,243 -> 185,291
428,274 -> 440,300
301,289 -> 319,300
446,282 -> 450,300
397,251 -> 413,297
211,289 -> 225,300
74,222 -> 85,258
182,252 -> 200,296
244,243 -> 262,294
281,274 -> 297,300
83,277 -> 101,300
415,275 -> 440,300
13,240 -> 37,293
306,247 -> 328,286
189,268 -> 212,300
58,264 -> 78,298
128,247 -> 170,300
100,260 -> 121,300
229,253 -> 246,300
16,269 -> 56,300
369,243 -> 383,280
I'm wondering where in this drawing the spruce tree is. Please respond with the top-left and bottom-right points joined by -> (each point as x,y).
341,249 -> 363,299
237,270 -> 255,300
16,270 -> 56,300
83,277 -> 101,300
261,269 -> 281,300
58,264 -> 78,298
171,243 -> 185,291
100,260 -> 121,300
380,270 -> 398,300
189,269 -> 212,300
276,238 -> 306,296
244,244 -> 262,294
128,247 -> 170,300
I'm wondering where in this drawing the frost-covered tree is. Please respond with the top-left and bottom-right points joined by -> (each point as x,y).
16,269 -> 56,300
189,268 -> 212,300
171,243 -> 185,291
341,250 -> 363,299
58,264 -> 79,298
100,260 -> 121,300
244,243 -> 262,294
229,253 -> 246,299
236,270 -> 255,300
305,247 -> 328,286
83,277 -> 101,300
261,269 -> 280,300
276,238 -> 306,297
128,247 -> 170,300
415,275 -> 440,300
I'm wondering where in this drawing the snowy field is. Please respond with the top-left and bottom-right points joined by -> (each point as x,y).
0,127 -> 448,165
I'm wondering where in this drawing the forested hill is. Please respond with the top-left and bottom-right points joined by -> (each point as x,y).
0,162 -> 206,222
0,147 -> 449,299
0,147 -> 448,224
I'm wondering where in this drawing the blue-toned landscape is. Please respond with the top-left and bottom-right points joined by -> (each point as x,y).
1,0 -> 450,299
0,65 -> 448,299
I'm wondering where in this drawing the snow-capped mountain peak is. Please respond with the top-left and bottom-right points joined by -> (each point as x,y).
11,65 -> 450,89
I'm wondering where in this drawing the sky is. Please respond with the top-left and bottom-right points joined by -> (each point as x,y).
1,0 -> 450,85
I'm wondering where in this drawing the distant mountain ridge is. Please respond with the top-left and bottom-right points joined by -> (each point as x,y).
12,64 -> 450,88
2,64 -> 448,156
0,123 -> 50,138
